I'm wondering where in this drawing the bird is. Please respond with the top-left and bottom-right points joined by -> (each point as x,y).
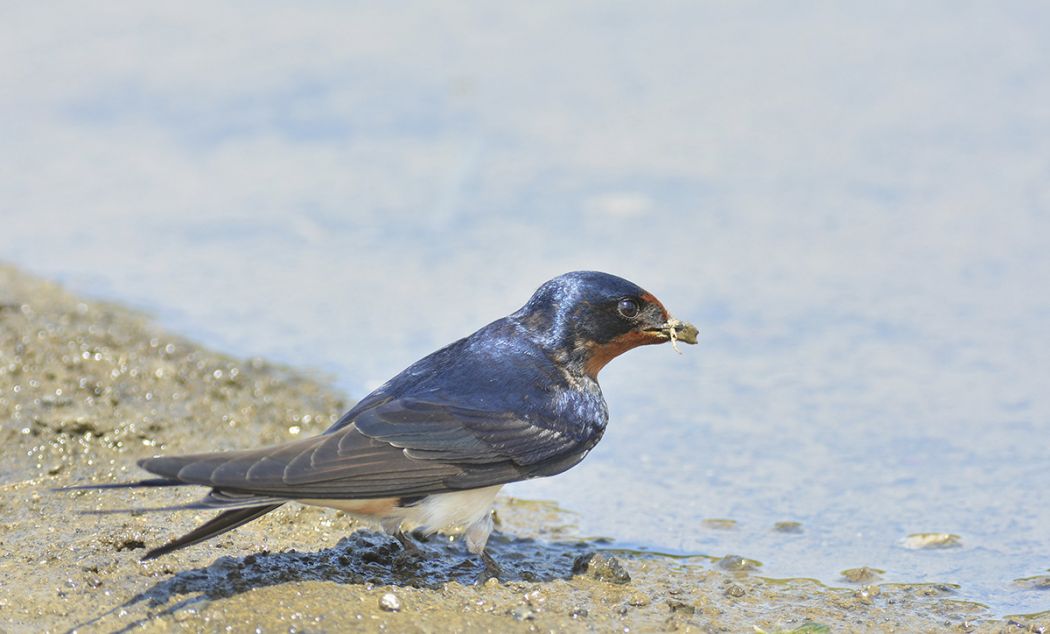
69,271 -> 698,573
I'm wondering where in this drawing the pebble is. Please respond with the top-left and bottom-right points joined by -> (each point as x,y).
379,592 -> 401,612
626,590 -> 650,606
902,533 -> 961,549
510,607 -> 536,621
840,567 -> 884,583
1014,575 -> 1050,590
854,584 -> 881,603
572,552 -> 632,584
718,554 -> 761,572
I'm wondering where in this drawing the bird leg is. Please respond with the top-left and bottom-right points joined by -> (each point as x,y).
477,549 -> 503,583
395,531 -> 421,555
464,510 -> 501,582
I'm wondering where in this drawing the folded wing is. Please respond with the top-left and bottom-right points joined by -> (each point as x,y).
139,398 -> 594,500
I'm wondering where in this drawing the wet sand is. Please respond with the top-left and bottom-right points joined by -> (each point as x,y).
0,264 -> 1045,633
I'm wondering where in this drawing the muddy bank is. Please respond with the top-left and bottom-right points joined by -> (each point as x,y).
0,265 -> 1045,633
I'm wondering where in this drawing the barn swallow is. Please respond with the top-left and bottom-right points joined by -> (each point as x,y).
71,271 -> 697,572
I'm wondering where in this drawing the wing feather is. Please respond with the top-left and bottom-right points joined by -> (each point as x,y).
352,399 -> 587,465
138,397 -> 597,500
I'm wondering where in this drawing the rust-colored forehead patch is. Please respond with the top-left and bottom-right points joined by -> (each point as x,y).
640,292 -> 670,320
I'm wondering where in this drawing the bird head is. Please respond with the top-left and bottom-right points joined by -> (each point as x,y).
514,271 -> 698,378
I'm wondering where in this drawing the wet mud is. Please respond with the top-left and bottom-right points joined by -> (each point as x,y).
1,265 -> 1047,633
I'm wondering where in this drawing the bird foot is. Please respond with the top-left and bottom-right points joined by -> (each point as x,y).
395,532 -> 422,556
475,550 -> 503,584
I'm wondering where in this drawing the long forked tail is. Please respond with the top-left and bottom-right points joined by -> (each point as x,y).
56,479 -> 286,559
58,478 -> 186,491
141,504 -> 284,561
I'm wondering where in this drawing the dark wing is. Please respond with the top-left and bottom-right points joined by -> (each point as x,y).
352,398 -> 590,466
139,398 -> 598,500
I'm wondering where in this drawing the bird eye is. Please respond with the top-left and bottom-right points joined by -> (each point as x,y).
617,298 -> 640,318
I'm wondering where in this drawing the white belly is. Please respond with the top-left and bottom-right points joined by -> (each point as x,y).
395,485 -> 503,536
301,484 -> 502,539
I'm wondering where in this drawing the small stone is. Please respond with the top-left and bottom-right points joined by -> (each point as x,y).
626,590 -> 650,606
854,584 -> 881,603
902,533 -> 961,549
1014,575 -> 1050,590
173,609 -> 195,622
510,607 -> 536,621
379,592 -> 401,612
773,521 -> 803,534
717,554 -> 761,572
724,582 -> 746,598
572,552 -> 631,584
841,567 -> 884,583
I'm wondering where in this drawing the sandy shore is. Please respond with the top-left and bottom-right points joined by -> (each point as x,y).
0,264 -> 1044,633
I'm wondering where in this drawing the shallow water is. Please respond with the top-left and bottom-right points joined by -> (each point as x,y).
3,2 -> 1049,616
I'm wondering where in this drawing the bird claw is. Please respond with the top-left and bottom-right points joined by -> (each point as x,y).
475,550 -> 502,584
395,531 -> 422,555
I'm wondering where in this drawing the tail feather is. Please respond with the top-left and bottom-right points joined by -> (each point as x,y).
54,478 -> 185,491
56,477 -> 288,559
81,501 -> 213,515
141,504 -> 284,561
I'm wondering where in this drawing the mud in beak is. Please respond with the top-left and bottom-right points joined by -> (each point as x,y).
662,318 -> 698,345
645,318 -> 699,352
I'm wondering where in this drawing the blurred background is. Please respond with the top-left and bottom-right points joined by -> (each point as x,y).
2,2 -> 1048,615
